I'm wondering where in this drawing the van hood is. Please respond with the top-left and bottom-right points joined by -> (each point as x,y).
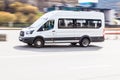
22,27 -> 35,31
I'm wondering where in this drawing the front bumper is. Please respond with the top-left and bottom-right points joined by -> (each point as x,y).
19,37 -> 34,44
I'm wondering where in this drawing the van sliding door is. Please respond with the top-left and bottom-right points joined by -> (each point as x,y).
53,19 -> 75,43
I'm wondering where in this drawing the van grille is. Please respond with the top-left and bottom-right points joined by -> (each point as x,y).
20,31 -> 24,36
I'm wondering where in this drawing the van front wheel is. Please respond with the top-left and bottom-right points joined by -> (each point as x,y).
80,38 -> 90,47
33,38 -> 44,48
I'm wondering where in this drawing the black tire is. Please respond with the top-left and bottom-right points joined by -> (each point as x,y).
33,38 -> 44,48
27,43 -> 32,46
71,43 -> 77,46
80,38 -> 90,47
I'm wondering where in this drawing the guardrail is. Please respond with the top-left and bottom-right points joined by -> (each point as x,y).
105,28 -> 120,35
0,23 -> 31,27
105,28 -> 120,40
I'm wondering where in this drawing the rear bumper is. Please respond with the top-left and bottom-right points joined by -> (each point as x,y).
19,37 -> 34,44
91,36 -> 104,42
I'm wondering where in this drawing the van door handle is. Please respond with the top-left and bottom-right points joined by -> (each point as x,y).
52,30 -> 55,32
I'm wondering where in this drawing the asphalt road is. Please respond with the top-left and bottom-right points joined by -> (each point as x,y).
0,30 -> 120,80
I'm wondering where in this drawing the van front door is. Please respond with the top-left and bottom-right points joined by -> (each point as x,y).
37,20 -> 55,42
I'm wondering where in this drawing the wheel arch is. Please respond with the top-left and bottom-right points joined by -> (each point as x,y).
79,35 -> 91,43
33,36 -> 45,43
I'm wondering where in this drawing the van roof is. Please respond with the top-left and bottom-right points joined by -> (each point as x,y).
48,10 -> 103,14
42,10 -> 104,19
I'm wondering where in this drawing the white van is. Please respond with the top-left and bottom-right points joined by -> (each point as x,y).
19,10 -> 105,47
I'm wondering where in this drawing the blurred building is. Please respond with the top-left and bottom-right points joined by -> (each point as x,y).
26,0 -> 78,11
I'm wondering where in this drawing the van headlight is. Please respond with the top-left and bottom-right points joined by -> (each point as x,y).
26,30 -> 34,35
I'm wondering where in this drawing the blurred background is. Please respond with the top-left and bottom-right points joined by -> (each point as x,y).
0,0 -> 120,27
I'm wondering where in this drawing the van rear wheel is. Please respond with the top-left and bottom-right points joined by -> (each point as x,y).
80,38 -> 90,47
33,38 -> 44,48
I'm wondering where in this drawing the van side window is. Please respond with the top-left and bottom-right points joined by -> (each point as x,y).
75,19 -> 102,28
58,19 -> 102,29
58,19 -> 74,29
76,20 -> 86,28
38,20 -> 54,31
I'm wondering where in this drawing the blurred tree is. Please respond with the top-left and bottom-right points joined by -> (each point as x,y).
0,11 -> 16,23
10,2 -> 39,14
16,4 -> 39,14
23,4 -> 39,14
10,2 -> 23,8
0,0 -> 13,12
14,12 -> 28,23
18,0 -> 27,3
37,12 -> 44,17
0,0 -> 4,11
4,0 -> 10,11
27,12 -> 44,23
27,13 -> 38,23
0,1 -> 43,24
9,2 -> 23,12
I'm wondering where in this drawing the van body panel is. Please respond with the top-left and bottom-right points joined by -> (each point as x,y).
19,10 -> 105,46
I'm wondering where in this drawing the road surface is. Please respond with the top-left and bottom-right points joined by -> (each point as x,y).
0,30 -> 120,80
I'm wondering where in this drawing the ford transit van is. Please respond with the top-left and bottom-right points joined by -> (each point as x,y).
19,10 -> 104,47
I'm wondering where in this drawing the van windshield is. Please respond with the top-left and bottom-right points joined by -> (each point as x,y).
29,17 -> 47,28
